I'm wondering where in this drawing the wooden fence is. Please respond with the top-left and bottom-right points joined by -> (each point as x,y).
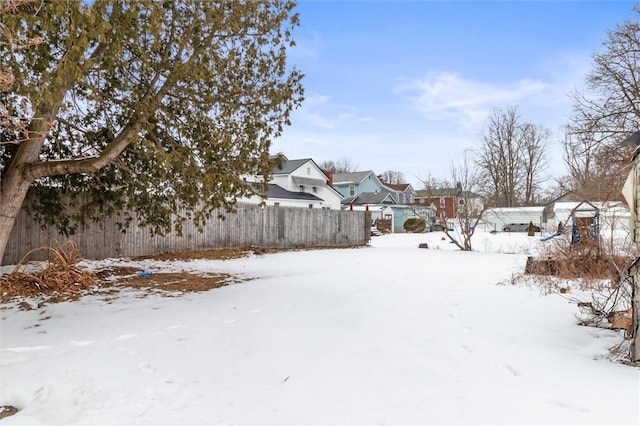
2,202 -> 371,265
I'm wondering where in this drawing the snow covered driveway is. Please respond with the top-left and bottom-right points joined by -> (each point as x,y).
1,233 -> 638,424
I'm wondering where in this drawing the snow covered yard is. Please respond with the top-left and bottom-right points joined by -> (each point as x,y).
1,232 -> 638,425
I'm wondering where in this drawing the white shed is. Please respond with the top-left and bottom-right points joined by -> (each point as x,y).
481,207 -> 545,232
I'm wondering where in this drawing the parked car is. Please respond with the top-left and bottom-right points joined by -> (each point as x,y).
503,223 -> 540,232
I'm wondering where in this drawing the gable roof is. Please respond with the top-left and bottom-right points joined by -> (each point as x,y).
269,158 -> 312,175
332,171 -> 377,185
258,158 -> 329,179
544,191 -> 581,207
384,183 -> 413,192
341,192 -> 396,205
266,184 -> 323,201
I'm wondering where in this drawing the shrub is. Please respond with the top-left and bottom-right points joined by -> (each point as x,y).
404,218 -> 426,233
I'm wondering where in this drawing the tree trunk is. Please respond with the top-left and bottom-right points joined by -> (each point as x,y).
0,167 -> 34,264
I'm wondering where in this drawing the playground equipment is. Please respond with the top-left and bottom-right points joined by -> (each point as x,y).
569,201 -> 600,247
540,201 -> 600,248
540,226 -> 566,242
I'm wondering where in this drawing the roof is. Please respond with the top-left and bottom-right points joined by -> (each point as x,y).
620,130 -> 640,146
543,191 -> 581,207
332,171 -> 376,185
553,201 -> 600,213
415,188 -> 481,198
269,158 -> 312,175
340,192 -> 396,205
265,184 -> 323,201
485,206 -> 545,214
385,183 -> 412,192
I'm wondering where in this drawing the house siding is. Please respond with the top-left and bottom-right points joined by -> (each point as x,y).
635,162 -> 640,242
334,173 -> 384,199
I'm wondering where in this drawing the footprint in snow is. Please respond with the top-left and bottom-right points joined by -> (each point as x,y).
503,363 -> 522,376
461,345 -> 474,353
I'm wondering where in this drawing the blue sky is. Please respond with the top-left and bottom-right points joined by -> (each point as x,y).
272,0 -> 637,189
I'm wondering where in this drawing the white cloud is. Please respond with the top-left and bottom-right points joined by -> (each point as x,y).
398,71 -> 552,127
295,95 -> 367,130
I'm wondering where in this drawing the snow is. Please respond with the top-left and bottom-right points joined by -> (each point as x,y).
1,231 -> 639,425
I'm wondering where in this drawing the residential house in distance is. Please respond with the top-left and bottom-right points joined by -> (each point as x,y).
333,171 -> 435,232
242,156 -> 343,210
414,187 -> 483,219
383,183 -> 416,205
333,171 -> 386,201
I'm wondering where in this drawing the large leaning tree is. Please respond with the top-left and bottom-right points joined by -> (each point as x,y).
0,0 -> 304,262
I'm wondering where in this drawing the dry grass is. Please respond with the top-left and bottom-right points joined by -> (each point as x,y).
114,272 -> 235,294
1,243 -> 359,304
131,244 -> 361,262
0,241 -> 97,303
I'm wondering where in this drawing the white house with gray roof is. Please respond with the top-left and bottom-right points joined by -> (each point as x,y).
242,156 -> 343,210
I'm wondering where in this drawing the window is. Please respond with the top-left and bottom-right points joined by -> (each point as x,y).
300,185 -> 305,192
307,167 -> 311,175
274,202 -> 280,207
349,185 -> 355,196
308,204 -> 313,209
459,199 -> 465,205
312,186 -> 317,193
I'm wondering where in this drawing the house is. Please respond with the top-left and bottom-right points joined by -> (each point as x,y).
382,183 -> 416,205
415,187 -> 483,219
333,171 -> 386,200
621,131 -> 640,362
390,204 -> 436,233
243,156 -> 343,210
334,172 -> 434,232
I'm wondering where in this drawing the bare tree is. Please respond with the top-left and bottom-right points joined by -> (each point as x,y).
476,107 -> 522,207
419,173 -> 452,193
318,158 -> 358,174
571,5 -> 640,141
379,170 -> 406,184
558,127 -> 629,200
562,5 -> 638,201
418,155 -> 485,251
520,123 -> 549,204
476,106 -> 549,207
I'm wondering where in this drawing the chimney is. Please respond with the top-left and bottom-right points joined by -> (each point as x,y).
323,170 -> 334,186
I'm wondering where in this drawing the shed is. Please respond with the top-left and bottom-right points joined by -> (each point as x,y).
481,207 -> 545,232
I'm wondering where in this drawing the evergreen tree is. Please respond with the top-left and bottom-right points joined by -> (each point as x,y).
0,0 -> 304,261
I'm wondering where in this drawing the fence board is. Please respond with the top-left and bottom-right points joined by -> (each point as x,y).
2,200 -> 369,265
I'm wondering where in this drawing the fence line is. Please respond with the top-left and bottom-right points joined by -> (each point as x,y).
2,202 -> 370,265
